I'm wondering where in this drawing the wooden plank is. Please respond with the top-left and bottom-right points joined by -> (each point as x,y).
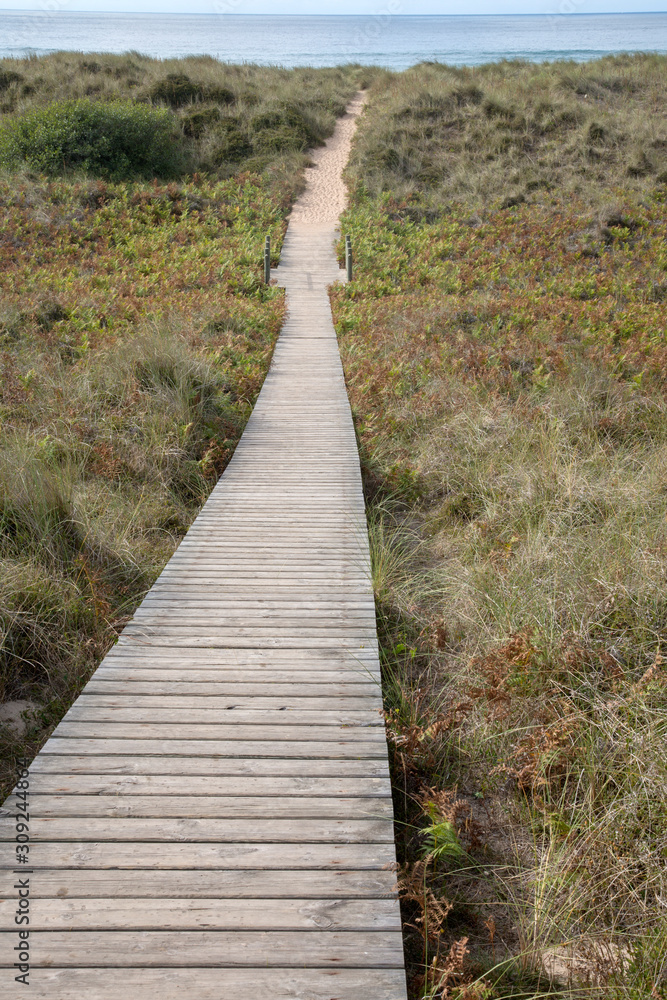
123,622 -> 377,634
102,644 -> 379,657
133,607 -> 374,617
0,930 -> 405,968
84,681 -> 381,696
0,868 -> 397,898
93,660 -> 381,673
114,637 -> 376,649
0,967 -> 408,1000
39,737 -> 387,758
98,658 -> 381,672
13,774 -> 391,797
0,816 -> 395,842
92,667 -> 381,682
61,707 -> 385,726
51,723 -> 386,742
0,841 -> 396,869
118,627 -> 377,639
17,794 -> 393,819
26,756 -> 391,778
100,651 -> 381,665
134,601 -> 376,611
0,897 -> 400,931
71,695 -> 384,710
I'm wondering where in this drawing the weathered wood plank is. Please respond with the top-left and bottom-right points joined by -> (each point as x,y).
93,666 -> 382,680
0,816 -> 395,842
62,706 -> 385,725
0,968 -> 407,1000
0,841 -> 396,869
0,898 -> 401,931
119,626 -> 377,639
0,930 -> 405,968
72,694 -> 383,710
38,737 -> 389,758
25,755 -> 391,778
100,652 -> 381,667
114,637 -> 376,649
16,794 -> 393,819
0,868 -> 397,898
18,776 -> 391,798
93,667 -> 381,682
51,723 -> 386,742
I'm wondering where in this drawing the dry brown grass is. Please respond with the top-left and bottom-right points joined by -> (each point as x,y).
334,53 -> 667,999
352,54 -> 667,211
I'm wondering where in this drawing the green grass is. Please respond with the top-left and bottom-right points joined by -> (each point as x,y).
0,53 -> 371,178
2,48 -> 667,997
0,53 -> 369,795
332,53 -> 667,1000
0,171 -> 289,794
0,99 -> 183,179
350,54 -> 667,211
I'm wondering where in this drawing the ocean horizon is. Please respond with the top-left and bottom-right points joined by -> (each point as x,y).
1,11 -> 667,68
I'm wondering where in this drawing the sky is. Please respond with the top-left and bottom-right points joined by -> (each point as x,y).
0,1 -> 666,13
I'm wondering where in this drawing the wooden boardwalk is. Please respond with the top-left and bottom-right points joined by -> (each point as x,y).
0,97 -> 408,999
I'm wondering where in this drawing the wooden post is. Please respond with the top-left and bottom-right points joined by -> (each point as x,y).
264,236 -> 271,284
345,235 -> 353,282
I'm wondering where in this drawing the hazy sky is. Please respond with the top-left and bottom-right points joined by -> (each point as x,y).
0,1 -> 665,13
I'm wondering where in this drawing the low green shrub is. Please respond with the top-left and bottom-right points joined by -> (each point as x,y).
182,105 -> 221,138
0,69 -> 22,92
210,118 -> 253,164
0,98 -> 183,179
149,72 -> 202,107
250,102 -> 321,153
149,72 -> 234,108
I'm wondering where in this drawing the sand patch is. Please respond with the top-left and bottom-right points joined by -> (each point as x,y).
0,700 -> 39,737
288,92 -> 367,229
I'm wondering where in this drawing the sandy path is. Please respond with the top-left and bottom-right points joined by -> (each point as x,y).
288,92 -> 367,229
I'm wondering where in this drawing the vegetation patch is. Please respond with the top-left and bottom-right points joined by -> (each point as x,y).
0,99 -> 182,179
333,53 -> 667,1000
0,53 -> 363,177
0,53 -> 368,795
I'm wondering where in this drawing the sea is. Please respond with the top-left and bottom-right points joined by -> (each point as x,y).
0,11 -> 666,69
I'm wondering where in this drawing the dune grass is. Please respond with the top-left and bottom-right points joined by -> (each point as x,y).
332,54 -> 667,999
0,53 -> 369,794
0,53 -> 368,177
0,170 -> 288,793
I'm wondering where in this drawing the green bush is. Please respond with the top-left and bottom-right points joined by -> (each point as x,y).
211,117 -> 253,163
0,70 -> 22,92
150,72 -> 204,107
249,102 -> 320,153
0,99 -> 184,179
182,105 -> 220,138
150,72 -> 234,108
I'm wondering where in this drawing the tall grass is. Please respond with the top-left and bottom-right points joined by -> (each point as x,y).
351,54 -> 667,210
333,53 -> 667,999
0,51 -> 365,790
0,54 -> 370,177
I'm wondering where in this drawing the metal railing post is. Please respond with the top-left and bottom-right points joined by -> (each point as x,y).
264,235 -> 271,284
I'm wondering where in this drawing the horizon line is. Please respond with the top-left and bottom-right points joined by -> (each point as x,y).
1,8 -> 667,16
